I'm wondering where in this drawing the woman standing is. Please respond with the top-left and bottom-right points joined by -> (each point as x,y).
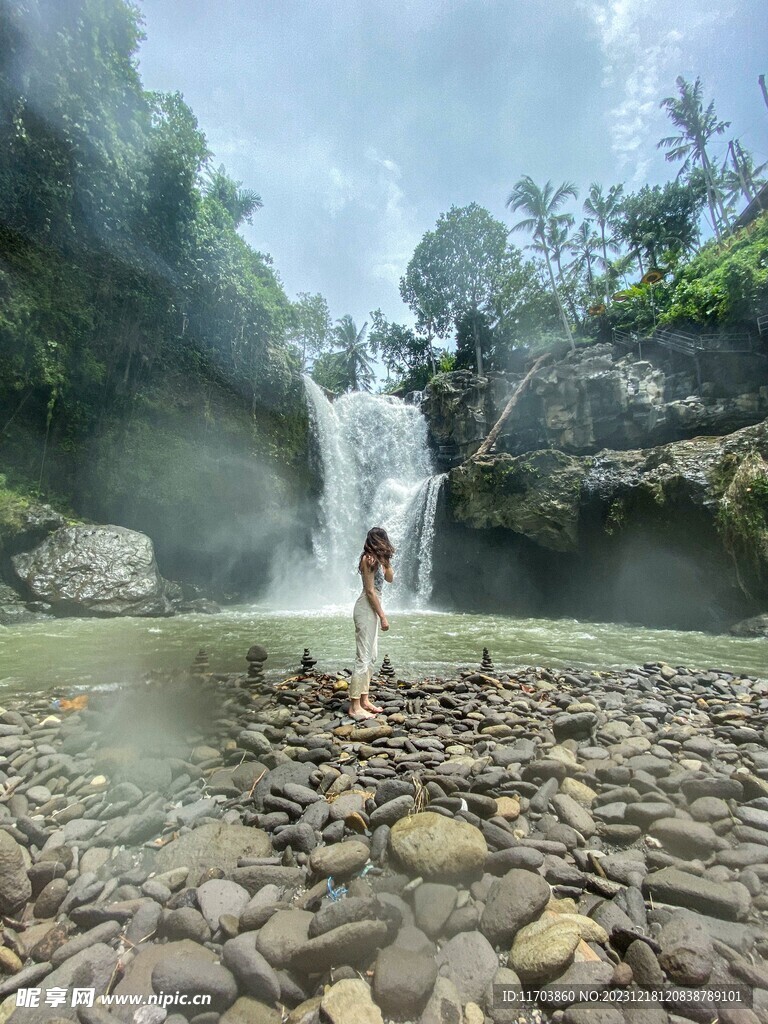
349,527 -> 395,720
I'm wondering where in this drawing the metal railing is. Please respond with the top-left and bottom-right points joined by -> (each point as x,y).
613,327 -> 755,356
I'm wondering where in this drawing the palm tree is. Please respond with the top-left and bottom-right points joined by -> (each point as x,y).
583,182 -> 624,275
658,76 -> 731,239
333,316 -> 374,392
204,164 -> 263,227
568,220 -> 601,291
507,176 -> 578,350
721,140 -> 768,211
534,216 -> 582,326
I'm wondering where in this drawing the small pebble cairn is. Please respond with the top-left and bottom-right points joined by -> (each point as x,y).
482,647 -> 495,673
190,647 -> 209,677
0,655 -> 766,1024
300,648 -> 317,675
244,643 -> 268,687
379,654 -> 395,679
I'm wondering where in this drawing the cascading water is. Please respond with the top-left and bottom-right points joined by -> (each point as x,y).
303,377 -> 445,607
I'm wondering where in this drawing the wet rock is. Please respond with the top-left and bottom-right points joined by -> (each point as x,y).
509,918 -> 581,983
151,955 -> 238,1014
645,867 -> 751,921
219,997 -> 281,1024
221,933 -> 281,1004
154,822 -> 271,879
389,811 -> 487,881
480,868 -> 551,947
34,879 -> 68,919
0,832 -> 32,915
308,896 -> 378,938
419,976 -> 463,1024
50,922 -> 121,968
196,879 -> 250,931
413,883 -> 458,939
8,944 -> 118,1023
657,910 -> 714,986
161,907 -> 211,944
255,909 -> 313,968
309,840 -> 369,879
435,931 -> 498,1004
372,945 -> 437,1018
320,979 -> 383,1024
289,920 -> 389,974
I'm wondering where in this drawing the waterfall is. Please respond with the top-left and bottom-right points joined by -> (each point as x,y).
303,377 -> 445,608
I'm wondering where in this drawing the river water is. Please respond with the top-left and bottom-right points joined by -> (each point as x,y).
0,606 -> 765,696
3,385 -> 765,696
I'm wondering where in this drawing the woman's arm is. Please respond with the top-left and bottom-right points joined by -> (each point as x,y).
361,559 -> 389,628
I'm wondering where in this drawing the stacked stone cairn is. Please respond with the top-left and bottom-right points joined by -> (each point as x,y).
190,648 -> 209,677
482,647 -> 495,673
379,655 -> 395,680
0,657 -> 766,1024
300,648 -> 317,676
244,644 -> 268,688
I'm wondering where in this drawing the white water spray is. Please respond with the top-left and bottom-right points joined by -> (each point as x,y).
303,378 -> 445,607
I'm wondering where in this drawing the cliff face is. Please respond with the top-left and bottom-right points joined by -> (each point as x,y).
425,348 -> 768,631
1,366 -> 316,601
75,368 -> 316,595
424,345 -> 768,461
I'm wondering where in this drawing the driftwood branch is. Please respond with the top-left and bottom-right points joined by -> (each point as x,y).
471,353 -> 551,460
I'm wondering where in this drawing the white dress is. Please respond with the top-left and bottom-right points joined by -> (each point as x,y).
349,565 -> 383,698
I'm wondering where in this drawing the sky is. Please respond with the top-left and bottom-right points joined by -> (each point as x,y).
136,0 -> 768,330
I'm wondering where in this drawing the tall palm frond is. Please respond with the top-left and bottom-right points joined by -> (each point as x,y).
657,76 -> 730,238
583,182 -> 624,273
506,176 -> 578,349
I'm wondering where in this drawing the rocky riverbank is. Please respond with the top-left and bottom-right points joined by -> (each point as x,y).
0,653 -> 768,1024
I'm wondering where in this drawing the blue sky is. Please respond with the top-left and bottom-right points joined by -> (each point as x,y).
136,0 -> 768,329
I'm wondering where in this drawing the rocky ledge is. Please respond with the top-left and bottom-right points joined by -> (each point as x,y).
0,654 -> 767,1024
443,417 -> 768,628
422,347 -> 768,462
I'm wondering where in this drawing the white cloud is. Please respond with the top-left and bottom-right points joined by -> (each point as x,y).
578,0 -> 738,182
364,149 -> 420,292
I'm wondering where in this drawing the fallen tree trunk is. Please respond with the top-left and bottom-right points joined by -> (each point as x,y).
471,353 -> 551,461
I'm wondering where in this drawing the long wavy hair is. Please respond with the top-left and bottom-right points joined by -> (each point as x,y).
358,526 -> 395,573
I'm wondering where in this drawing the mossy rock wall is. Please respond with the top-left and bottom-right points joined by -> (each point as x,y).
1,367 -> 315,596
436,418 -> 768,631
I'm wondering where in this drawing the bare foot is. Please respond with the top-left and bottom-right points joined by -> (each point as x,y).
349,708 -> 375,720
361,700 -> 383,714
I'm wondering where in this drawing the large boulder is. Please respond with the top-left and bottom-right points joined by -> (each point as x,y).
389,811 -> 487,881
12,524 -> 172,617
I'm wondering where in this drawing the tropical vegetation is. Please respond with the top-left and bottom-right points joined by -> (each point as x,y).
1,0 -> 765,434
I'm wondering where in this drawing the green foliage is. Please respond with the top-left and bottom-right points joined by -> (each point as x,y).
617,178 -> 706,268
400,204 -> 510,368
402,206 -> 562,371
0,474 -> 30,543
369,308 -> 435,390
0,0 -> 301,505
660,213 -> 768,326
288,292 -> 332,369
